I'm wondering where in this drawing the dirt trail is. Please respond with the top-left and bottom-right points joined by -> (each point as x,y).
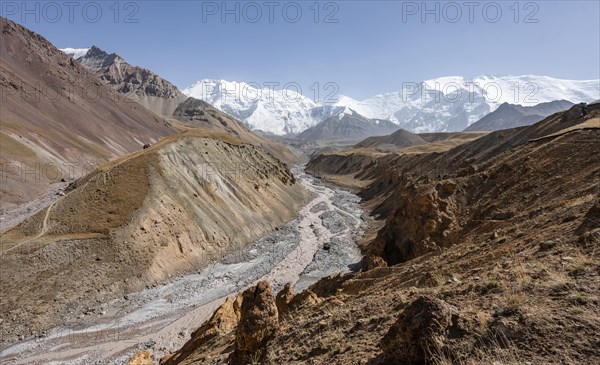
0,171 -> 365,365
2,200 -> 57,254
0,182 -> 68,234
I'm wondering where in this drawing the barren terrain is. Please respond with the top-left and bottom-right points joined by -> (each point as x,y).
0,130 -> 312,347
0,172 -> 365,364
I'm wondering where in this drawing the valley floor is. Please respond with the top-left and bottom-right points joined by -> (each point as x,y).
0,171 -> 365,365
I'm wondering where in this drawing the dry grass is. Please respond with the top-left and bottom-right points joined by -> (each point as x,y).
530,117 -> 600,141
429,334 -> 527,365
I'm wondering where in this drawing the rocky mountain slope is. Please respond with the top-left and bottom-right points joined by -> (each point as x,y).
295,108 -> 399,142
61,47 -> 302,164
465,99 -> 574,131
183,76 -> 599,135
62,46 -> 188,116
0,17 -> 175,210
156,103 -> 600,364
0,129 -> 312,346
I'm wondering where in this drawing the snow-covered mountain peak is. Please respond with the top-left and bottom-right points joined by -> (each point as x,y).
183,79 -> 319,135
55,48 -> 599,136
60,47 -> 90,59
336,106 -> 355,120
180,75 -> 600,135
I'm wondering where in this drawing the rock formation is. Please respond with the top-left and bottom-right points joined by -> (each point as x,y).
235,281 -> 279,356
380,296 -> 472,364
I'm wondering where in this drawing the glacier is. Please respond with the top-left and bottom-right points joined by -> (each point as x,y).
183,75 -> 599,135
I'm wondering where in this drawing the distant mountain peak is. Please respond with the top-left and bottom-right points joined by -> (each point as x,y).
86,45 -> 124,61
465,99 -> 575,131
297,109 -> 399,142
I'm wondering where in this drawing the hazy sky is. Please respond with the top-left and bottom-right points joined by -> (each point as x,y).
3,0 -> 599,99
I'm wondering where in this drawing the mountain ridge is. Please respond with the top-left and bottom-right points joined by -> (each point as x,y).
60,46 -> 304,164
60,46 -> 600,135
182,76 -> 599,135
296,108 -> 400,142
464,99 -> 575,131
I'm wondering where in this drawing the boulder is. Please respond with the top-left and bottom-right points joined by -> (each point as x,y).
380,296 -> 471,364
364,255 -> 388,271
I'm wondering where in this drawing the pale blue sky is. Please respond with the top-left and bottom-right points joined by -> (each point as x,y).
3,0 -> 599,99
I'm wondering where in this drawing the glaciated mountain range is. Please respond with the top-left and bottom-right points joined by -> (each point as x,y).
182,80 -> 344,135
62,47 -> 598,135
184,76 -> 599,134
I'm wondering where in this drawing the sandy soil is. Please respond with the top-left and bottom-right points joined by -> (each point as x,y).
0,170 -> 365,364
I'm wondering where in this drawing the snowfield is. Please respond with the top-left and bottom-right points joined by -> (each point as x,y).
183,75 -> 600,134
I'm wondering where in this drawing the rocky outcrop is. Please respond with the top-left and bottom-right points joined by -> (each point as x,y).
234,281 -> 279,362
276,282 -> 326,316
363,255 -> 388,271
161,295 -> 243,364
195,297 -> 241,340
68,46 -> 188,116
375,180 -> 460,265
288,289 -> 323,311
380,296 -> 472,364
275,283 -> 296,315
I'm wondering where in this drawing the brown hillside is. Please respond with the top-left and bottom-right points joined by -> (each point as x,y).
0,130 -> 312,346
0,17 -> 175,209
